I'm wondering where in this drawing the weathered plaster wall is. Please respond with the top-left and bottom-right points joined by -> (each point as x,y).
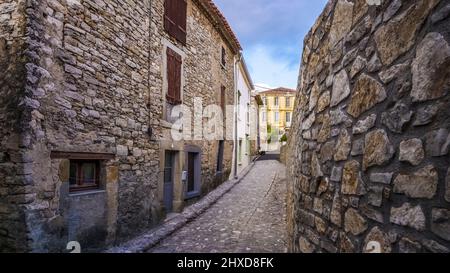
287,0 -> 450,253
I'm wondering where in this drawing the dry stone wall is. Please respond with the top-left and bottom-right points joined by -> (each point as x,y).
0,0 -> 30,252
0,0 -> 161,252
287,0 -> 450,253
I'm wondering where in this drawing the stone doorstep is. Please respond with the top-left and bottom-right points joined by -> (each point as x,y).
104,159 -> 259,253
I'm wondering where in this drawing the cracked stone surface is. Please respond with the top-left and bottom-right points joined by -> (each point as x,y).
148,159 -> 287,253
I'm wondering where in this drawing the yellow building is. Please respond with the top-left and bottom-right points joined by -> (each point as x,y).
259,87 -> 296,151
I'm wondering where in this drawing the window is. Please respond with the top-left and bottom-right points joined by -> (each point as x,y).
286,97 -> 291,107
166,47 -> 182,105
69,160 -> 100,192
275,112 -> 279,122
274,97 -> 279,106
164,0 -> 187,44
221,46 -> 226,68
286,112 -> 291,123
262,111 -> 266,122
246,103 -> 250,124
264,96 -> 268,106
221,86 -> 226,119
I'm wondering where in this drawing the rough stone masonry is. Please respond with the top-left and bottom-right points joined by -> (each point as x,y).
287,0 -> 450,253
0,0 -> 239,252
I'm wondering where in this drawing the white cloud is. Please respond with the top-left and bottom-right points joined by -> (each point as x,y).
245,45 -> 300,89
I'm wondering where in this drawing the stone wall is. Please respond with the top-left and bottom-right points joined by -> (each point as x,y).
0,0 -> 30,252
6,0 -> 159,252
287,0 -> 450,253
1,0 -> 238,252
152,0 -> 236,193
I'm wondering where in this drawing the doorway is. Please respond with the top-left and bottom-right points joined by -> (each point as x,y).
216,140 -> 224,174
185,146 -> 202,199
187,153 -> 196,192
163,151 -> 176,213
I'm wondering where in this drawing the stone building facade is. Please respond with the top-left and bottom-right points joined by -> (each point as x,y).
0,0 -> 240,252
287,0 -> 450,253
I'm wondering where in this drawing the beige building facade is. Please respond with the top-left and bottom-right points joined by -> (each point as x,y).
259,88 -> 296,152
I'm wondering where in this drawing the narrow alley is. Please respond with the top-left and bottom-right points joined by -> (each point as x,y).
3,0 -> 449,256
148,156 -> 287,253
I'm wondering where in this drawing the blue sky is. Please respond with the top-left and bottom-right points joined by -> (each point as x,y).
214,0 -> 328,89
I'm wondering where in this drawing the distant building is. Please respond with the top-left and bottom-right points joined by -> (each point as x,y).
250,92 -> 264,157
231,58 -> 257,178
259,88 -> 297,152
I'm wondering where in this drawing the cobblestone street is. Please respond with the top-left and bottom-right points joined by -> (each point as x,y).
148,157 -> 287,253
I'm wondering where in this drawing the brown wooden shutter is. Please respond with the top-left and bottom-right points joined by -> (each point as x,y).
177,0 -> 187,44
164,0 -> 176,36
167,48 -> 182,105
164,0 -> 187,45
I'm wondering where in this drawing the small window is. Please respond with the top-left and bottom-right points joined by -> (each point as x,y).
275,111 -> 279,122
221,86 -> 226,118
286,112 -> 291,123
286,97 -> 291,107
246,103 -> 250,124
274,97 -> 279,106
262,111 -> 266,122
69,160 -> 101,192
221,46 -> 226,68
264,96 -> 268,106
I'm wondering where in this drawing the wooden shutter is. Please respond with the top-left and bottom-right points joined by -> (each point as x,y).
164,0 -> 187,44
176,0 -> 187,44
167,48 -> 182,105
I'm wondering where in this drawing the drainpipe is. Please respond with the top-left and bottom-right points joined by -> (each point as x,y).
233,52 -> 243,180
147,0 -> 154,140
